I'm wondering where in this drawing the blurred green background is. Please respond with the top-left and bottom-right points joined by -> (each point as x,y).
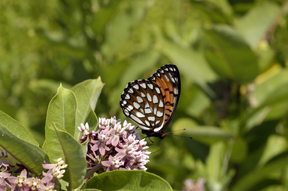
1,0 -> 288,190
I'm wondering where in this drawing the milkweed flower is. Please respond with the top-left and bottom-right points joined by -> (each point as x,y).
78,117 -> 150,172
182,178 -> 205,191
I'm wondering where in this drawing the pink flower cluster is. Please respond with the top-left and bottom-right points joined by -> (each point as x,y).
0,155 -> 67,191
78,117 -> 150,172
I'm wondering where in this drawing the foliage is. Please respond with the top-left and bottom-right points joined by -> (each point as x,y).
1,0 -> 288,190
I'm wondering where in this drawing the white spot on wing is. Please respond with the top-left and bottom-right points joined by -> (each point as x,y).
140,83 -> 147,89
133,102 -> 141,109
147,84 -> 153,90
128,88 -> 134,93
153,95 -> 158,104
174,88 -> 178,95
141,92 -> 146,97
154,126 -> 163,132
159,99 -> 164,107
156,111 -> 163,117
144,103 -> 152,114
145,120 -> 150,126
137,96 -> 143,103
147,93 -> 152,102
148,116 -> 155,121
164,75 -> 169,82
136,112 -> 145,118
155,87 -> 161,95
125,94 -> 130,100
124,109 -> 129,116
130,114 -> 145,125
133,84 -> 139,90
168,73 -> 175,83
127,105 -> 133,111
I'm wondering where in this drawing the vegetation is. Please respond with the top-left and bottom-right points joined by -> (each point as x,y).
1,0 -> 288,190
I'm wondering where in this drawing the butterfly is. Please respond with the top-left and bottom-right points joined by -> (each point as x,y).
120,64 -> 181,140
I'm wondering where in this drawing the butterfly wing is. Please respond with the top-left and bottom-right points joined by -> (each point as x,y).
149,64 -> 181,131
120,64 -> 181,136
120,79 -> 165,132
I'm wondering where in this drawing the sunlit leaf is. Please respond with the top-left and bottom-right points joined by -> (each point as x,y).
84,170 -> 173,191
53,122 -> 87,190
0,111 -> 46,175
204,25 -> 258,84
236,1 -> 280,48
44,84 -> 77,162
71,78 -> 104,139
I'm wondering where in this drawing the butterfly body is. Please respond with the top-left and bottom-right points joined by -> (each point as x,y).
120,64 -> 181,139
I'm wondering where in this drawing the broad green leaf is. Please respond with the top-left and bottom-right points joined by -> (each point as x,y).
236,1 -> 280,48
84,170 -> 173,191
233,154 -> 288,191
71,78 -> 104,139
0,110 -> 39,146
173,118 -> 233,144
206,142 -> 226,190
252,68 -> 288,106
53,123 -> 87,190
204,25 -> 258,84
156,39 -> 217,98
44,84 -> 77,162
257,135 -> 287,168
0,117 -> 47,175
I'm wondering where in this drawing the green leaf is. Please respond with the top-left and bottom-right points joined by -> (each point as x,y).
230,138 -> 248,163
71,78 -> 104,139
0,110 -> 39,146
206,142 -> 226,190
252,68 -> 288,106
53,122 -> 87,190
204,25 -> 258,84
44,84 -> 77,162
156,38 -> 217,98
236,1 -> 280,48
173,118 -> 233,144
233,154 -> 288,191
84,170 -> 173,191
0,111 -> 46,175
257,135 -> 287,168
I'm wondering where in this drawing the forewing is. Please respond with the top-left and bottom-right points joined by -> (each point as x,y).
149,64 -> 181,131
120,79 -> 165,131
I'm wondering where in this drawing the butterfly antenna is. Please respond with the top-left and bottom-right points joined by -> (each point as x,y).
166,134 -> 193,139
165,128 -> 193,139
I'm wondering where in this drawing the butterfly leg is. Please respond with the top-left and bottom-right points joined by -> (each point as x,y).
146,136 -> 155,146
151,139 -> 164,154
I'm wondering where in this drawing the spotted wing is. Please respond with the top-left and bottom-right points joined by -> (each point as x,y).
120,79 -> 165,132
149,64 -> 181,131
120,64 -> 181,134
